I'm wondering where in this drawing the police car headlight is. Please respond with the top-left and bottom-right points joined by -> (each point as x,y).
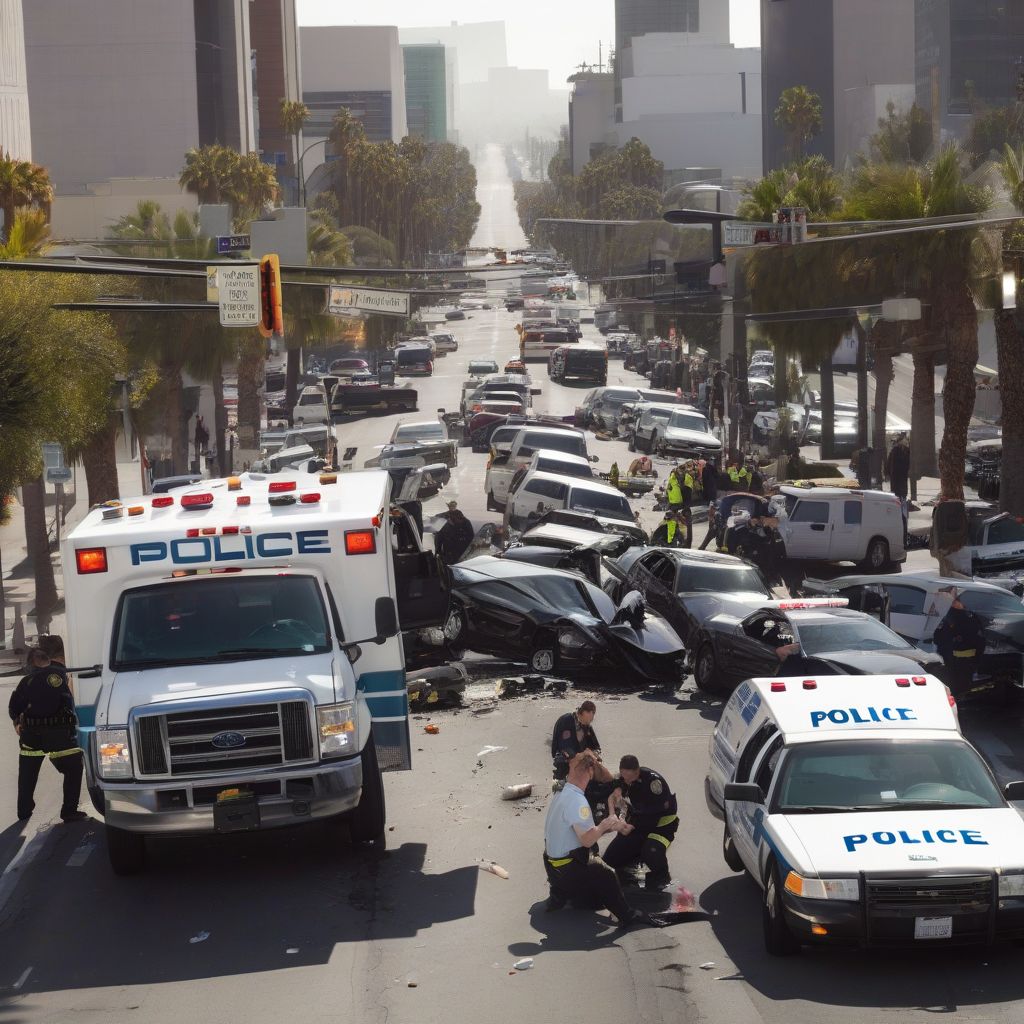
97,728 -> 132,779
558,629 -> 589,649
317,703 -> 356,757
998,872 -> 1024,898
784,871 -> 860,902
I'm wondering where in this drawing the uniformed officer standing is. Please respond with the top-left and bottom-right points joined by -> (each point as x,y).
603,756 -> 678,890
9,649 -> 86,823
933,592 -> 987,697
542,752 -> 661,928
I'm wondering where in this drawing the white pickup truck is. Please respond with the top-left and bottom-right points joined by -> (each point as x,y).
484,426 -> 593,511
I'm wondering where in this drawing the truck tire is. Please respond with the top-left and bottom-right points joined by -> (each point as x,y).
860,536 -> 890,573
349,738 -> 386,843
106,824 -> 146,876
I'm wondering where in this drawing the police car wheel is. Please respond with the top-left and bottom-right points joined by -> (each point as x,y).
722,826 -> 744,872
762,863 -> 800,956
694,643 -> 721,693
106,824 -> 146,876
530,642 -> 556,674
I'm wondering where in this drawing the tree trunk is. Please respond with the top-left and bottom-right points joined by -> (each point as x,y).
81,414 -> 120,506
819,351 -> 836,459
871,322 -> 898,456
1,197 -> 14,243
910,345 -> 937,483
855,320 -> 869,452
236,337 -> 264,451
159,358 -> 188,475
212,355 -> 229,476
285,346 -> 301,425
996,308 -> 1024,515
22,474 -> 58,624
936,281 -> 978,501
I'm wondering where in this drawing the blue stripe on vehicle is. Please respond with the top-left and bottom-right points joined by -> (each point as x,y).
753,807 -> 792,876
365,694 -> 408,719
76,704 -> 96,728
357,669 -> 407,694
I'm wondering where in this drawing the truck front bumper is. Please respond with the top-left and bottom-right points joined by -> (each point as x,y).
95,757 -> 363,835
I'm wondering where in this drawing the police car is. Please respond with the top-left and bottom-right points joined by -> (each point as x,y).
705,674 -> 1024,954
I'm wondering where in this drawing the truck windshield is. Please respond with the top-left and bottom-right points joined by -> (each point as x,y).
774,739 -> 1003,813
111,575 -> 331,670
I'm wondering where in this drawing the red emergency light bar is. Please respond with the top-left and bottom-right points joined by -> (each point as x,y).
345,529 -> 376,555
269,480 -> 296,493
912,676 -> 927,685
76,547 -> 108,574
770,681 -> 786,692
152,496 -> 174,509
180,492 -> 214,509
802,680 -> 817,690
774,599 -> 848,610
300,493 -> 320,504
895,678 -> 910,687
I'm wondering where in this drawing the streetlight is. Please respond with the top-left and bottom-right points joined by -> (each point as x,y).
297,138 -> 327,208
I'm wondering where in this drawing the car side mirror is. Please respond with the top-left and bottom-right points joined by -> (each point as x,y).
724,782 -> 765,804
374,597 -> 399,643
1004,780 -> 1024,801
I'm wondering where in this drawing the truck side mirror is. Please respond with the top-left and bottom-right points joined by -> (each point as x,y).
374,597 -> 399,643
724,782 -> 765,804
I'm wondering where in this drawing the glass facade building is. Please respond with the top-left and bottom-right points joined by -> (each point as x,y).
303,90 -> 394,143
403,44 -> 447,142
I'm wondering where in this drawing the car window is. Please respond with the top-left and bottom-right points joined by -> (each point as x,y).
754,735 -> 785,797
843,501 -> 863,525
884,584 -> 926,616
790,500 -> 829,524
668,411 -> 709,432
524,479 -> 568,500
795,617 -> 910,653
569,487 -> 633,522
986,516 -> 1024,545
520,432 -> 586,457
537,457 -> 590,478
958,588 -> 1024,617
736,721 -> 778,783
676,564 -> 771,596
502,575 -> 597,616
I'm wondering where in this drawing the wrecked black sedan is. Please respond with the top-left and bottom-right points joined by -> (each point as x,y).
417,556 -> 685,684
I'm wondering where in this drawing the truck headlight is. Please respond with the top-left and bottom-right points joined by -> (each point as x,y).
317,703 -> 356,758
999,872 -> 1024,898
784,871 -> 859,901
97,728 -> 132,779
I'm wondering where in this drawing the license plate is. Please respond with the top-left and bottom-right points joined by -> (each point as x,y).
914,916 -> 952,940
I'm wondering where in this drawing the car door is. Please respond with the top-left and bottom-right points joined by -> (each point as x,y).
778,498 -> 831,559
727,720 -> 780,866
829,499 -> 863,561
882,583 -> 930,641
722,611 -> 784,686
750,735 -> 786,878
460,581 -> 534,654
631,553 -> 677,621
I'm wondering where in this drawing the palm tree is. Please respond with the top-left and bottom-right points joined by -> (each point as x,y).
179,144 -> 238,205
774,86 -> 824,162
0,151 -> 53,243
180,146 -> 279,226
280,99 -> 310,201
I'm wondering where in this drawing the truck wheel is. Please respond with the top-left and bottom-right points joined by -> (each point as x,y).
349,738 -> 386,843
861,537 -> 890,573
723,825 -> 744,872
762,862 -> 800,956
106,824 -> 146,876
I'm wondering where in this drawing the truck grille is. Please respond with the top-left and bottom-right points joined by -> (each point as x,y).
134,700 -> 315,777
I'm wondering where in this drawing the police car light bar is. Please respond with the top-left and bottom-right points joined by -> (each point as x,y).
774,599 -> 848,610
802,680 -> 817,690
269,480 -> 297,493
770,681 -> 786,692
300,493 -> 321,504
152,496 -> 174,508
912,676 -> 927,685
76,547 -> 108,574
180,492 -> 214,509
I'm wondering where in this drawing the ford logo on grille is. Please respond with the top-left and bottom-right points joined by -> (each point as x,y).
211,731 -> 246,749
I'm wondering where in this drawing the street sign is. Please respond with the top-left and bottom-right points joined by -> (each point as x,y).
328,285 -> 410,318
45,466 -> 72,484
216,264 -> 260,327
216,234 -> 251,255
724,222 -> 782,247
41,442 -> 64,469
206,266 -> 219,303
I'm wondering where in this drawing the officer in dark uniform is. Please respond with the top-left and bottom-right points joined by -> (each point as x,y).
933,593 -> 987,697
551,700 -> 614,819
757,617 -> 842,678
603,755 -> 678,890
9,649 -> 86,823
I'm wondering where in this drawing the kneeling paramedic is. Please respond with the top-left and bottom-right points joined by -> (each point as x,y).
542,752 -> 660,928
9,648 -> 86,823
603,756 -> 678,890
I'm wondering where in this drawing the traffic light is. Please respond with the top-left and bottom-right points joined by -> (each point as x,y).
258,253 -> 283,338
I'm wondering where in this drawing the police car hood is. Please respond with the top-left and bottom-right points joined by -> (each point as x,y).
808,649 -> 943,673
774,807 -> 1024,875
105,654 -> 338,721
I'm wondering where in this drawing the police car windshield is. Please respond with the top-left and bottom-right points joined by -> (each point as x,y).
796,617 -> 911,653
111,576 -> 331,670
775,739 -> 1003,814
676,564 -> 771,596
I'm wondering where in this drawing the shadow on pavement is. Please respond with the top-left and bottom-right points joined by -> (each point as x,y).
700,874 -> 1024,1010
0,832 -> 478,993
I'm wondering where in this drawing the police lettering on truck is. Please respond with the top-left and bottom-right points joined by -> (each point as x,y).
705,674 -> 1024,954
61,472 -> 448,875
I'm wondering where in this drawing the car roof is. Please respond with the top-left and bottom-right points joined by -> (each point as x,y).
395,420 -> 443,431
531,451 -> 591,466
816,570 -> 1013,595
458,555 -> 582,582
779,486 -> 895,500
518,426 -> 584,438
526,472 -> 622,495
665,549 -> 753,568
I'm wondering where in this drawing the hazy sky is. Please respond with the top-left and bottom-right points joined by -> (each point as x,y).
297,1 -> 760,85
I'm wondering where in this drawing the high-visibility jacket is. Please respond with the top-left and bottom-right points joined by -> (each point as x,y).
666,473 -> 683,506
728,466 -> 751,489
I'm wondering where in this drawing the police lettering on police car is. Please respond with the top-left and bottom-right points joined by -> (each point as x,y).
130,529 -> 331,565
809,705 -> 916,728
843,828 -> 988,852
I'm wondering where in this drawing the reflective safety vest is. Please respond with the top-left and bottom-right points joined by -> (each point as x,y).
666,474 -> 683,505
666,520 -> 678,544
728,466 -> 751,489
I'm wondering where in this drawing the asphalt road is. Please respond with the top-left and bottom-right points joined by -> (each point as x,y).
2,150 -> 1023,1023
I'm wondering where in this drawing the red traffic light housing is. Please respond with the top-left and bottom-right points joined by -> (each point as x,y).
259,253 -> 283,338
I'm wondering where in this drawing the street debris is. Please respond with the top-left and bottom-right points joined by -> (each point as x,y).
424,724 -> 440,734
477,745 -> 508,758
513,958 -> 534,971
480,861 -> 509,879
699,962 -> 715,970
189,931 -> 210,944
502,783 -> 532,800
671,885 -> 697,912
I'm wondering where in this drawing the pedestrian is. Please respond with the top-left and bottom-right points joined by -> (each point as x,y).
651,510 -> 684,548
727,457 -> 751,492
701,457 -> 719,505
542,752 -> 661,928
194,415 -> 209,462
609,462 -> 620,490
603,755 -> 678,891
551,700 -> 611,782
436,506 -> 474,564
886,434 -> 910,502
710,363 -> 726,428
933,590 -> 986,698
665,467 -> 683,515
9,648 -> 86,823
756,618 -> 842,677
749,458 -> 765,495
680,462 -> 697,549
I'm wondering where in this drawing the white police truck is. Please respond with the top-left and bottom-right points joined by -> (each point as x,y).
706,673 -> 1024,954
62,470 -> 449,874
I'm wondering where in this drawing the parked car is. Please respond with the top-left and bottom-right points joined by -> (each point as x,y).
488,449 -> 594,511
445,308 -> 467,321
485,426 -> 593,507
548,343 -> 608,385
291,384 -> 330,426
640,406 -> 721,458
390,419 -> 448,445
574,387 -> 682,432
328,356 -> 370,375
468,358 -> 500,376
964,503 -> 1024,576
683,600 -> 943,694
419,557 -> 685,682
505,472 -> 636,533
460,375 -> 534,419
432,332 -> 459,353
331,382 -> 418,417
395,345 -> 433,377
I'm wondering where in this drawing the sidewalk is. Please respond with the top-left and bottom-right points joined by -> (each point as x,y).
1,456 -> 149,664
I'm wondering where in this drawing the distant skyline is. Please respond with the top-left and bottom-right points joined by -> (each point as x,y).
296,0 -> 760,85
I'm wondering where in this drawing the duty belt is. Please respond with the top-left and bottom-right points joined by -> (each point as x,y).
21,713 -> 76,727
953,649 -> 978,658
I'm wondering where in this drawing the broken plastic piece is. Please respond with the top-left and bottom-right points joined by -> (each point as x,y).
477,745 -> 508,758
480,861 -> 509,879
502,783 -> 532,800
189,931 -> 210,944
513,958 -> 534,971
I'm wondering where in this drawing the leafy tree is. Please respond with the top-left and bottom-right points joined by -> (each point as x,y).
968,105 -> 1024,169
774,86 -> 824,161
868,101 -> 933,164
0,150 -> 52,244
179,145 -> 280,226
737,156 -> 842,222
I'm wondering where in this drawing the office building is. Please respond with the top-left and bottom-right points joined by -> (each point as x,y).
399,21 -> 507,86
568,70 -> 615,174
0,0 -> 31,161
300,26 -> 407,144
916,0 -> 1024,144
250,0 -> 303,172
761,0 -> 915,171
403,44 -> 448,142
